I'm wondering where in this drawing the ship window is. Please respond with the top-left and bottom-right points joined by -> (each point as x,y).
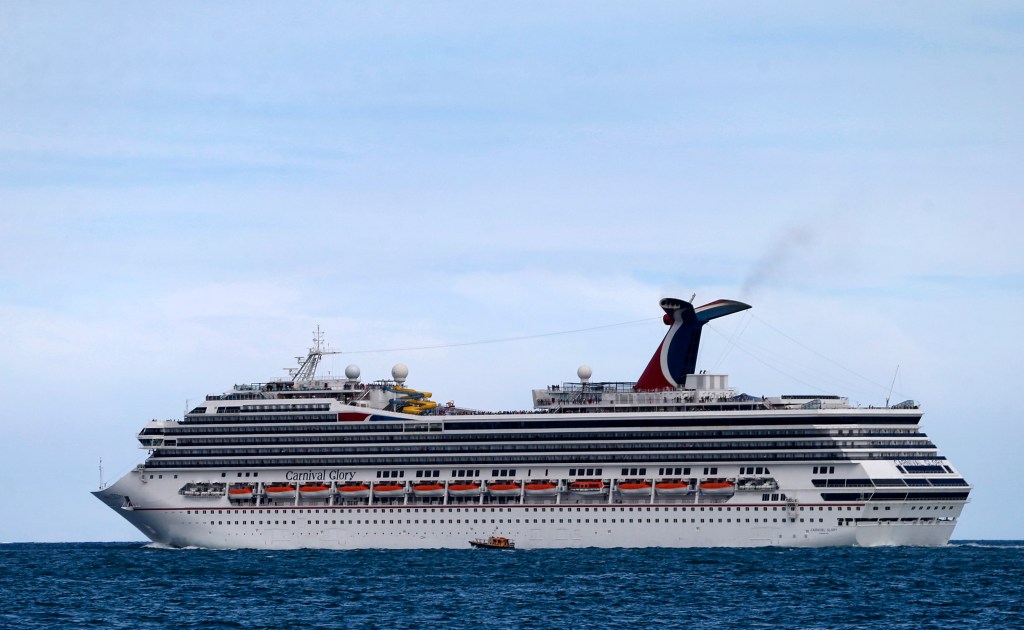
622,468 -> 629,475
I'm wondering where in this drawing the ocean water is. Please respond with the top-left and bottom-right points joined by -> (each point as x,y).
2,542 -> 1022,629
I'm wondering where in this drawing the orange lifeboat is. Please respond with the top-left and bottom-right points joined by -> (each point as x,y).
299,484 -> 332,499
227,485 -> 254,501
412,483 -> 446,498
448,483 -> 482,497
617,481 -> 652,496
569,480 -> 606,494
337,484 -> 370,499
487,482 -> 522,497
654,481 -> 692,495
372,483 -> 405,498
699,480 -> 735,496
264,483 -> 295,500
524,481 -> 559,496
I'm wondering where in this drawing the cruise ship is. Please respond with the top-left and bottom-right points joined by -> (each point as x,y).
93,298 -> 970,548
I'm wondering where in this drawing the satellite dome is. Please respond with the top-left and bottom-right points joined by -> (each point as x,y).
577,365 -> 593,383
344,364 -> 360,380
391,363 -> 409,384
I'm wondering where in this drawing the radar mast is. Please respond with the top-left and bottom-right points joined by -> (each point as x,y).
288,326 -> 342,383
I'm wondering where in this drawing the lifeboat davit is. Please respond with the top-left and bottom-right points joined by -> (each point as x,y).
412,483 -> 446,498
264,484 -> 295,500
569,480 -> 606,494
617,481 -> 652,496
299,484 -> 332,499
524,482 -> 559,496
487,483 -> 522,497
654,481 -> 692,495
699,481 -> 735,495
448,483 -> 482,497
372,483 -> 405,498
337,484 -> 371,499
227,485 -> 254,501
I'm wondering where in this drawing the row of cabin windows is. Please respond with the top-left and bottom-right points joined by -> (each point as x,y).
208,517 -> 832,526
415,470 -> 441,478
569,468 -> 603,476
187,505 -> 861,516
813,466 -> 835,474
454,469 -> 481,478
169,424 -> 925,438
740,466 -> 771,474
659,467 -> 690,476
377,470 -> 405,478
147,451 -> 943,468
622,467 -> 646,476
491,469 -> 517,477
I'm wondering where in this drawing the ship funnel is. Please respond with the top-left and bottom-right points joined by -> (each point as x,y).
634,298 -> 751,391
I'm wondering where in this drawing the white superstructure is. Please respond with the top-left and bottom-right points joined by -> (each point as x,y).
94,298 -> 969,549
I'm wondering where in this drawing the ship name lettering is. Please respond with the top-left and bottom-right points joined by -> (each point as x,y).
284,470 -> 354,482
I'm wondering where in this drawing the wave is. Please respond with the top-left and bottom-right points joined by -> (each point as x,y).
948,541 -> 1024,549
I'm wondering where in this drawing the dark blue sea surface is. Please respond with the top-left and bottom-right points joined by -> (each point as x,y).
2,542 -> 1022,629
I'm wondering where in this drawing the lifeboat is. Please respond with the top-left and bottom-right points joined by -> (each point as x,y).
337,484 -> 371,499
487,482 -> 522,497
412,483 -> 446,498
654,481 -> 692,495
448,483 -> 482,497
227,485 -> 254,501
699,480 -> 735,495
372,483 -> 405,498
299,484 -> 332,499
264,484 -> 295,501
524,481 -> 559,496
617,481 -> 652,496
569,480 -> 606,494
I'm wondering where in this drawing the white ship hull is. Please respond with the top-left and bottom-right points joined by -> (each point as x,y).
94,470 -> 963,550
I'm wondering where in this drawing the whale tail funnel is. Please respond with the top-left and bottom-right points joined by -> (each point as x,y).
634,298 -> 751,391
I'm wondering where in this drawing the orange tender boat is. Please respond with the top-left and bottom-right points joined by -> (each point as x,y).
617,481 -> 652,496
699,481 -> 735,495
338,484 -> 371,498
412,483 -> 446,497
487,483 -> 522,497
524,482 -> 558,496
448,483 -> 482,497
227,485 -> 253,501
372,483 -> 405,498
264,484 -> 296,500
569,480 -> 605,494
654,481 -> 692,495
299,484 -> 332,499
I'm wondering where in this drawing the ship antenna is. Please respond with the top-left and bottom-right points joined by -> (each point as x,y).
99,457 -> 105,490
289,325 -> 343,383
885,364 -> 900,408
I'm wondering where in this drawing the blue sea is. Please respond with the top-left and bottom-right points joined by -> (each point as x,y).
2,542 -> 1022,629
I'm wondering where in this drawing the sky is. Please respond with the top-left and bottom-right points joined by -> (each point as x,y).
1,2 -> 1022,542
